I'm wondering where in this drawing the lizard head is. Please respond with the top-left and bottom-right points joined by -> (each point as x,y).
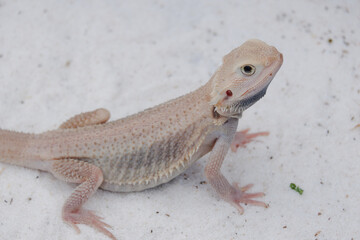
210,39 -> 283,118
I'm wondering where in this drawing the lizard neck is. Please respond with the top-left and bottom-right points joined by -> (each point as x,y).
201,77 -> 231,125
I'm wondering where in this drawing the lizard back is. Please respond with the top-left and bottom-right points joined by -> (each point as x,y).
31,83 -> 224,192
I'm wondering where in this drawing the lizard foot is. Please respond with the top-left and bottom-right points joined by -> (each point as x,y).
51,159 -> 116,239
230,129 -> 269,152
63,209 -> 116,240
228,183 -> 267,214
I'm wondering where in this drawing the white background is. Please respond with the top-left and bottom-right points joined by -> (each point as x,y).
0,1 -> 359,239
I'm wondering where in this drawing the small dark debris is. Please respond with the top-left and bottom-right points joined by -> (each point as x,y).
342,37 -> 350,46
195,185 -> 198,189
4,198 -> 13,205
150,230 -> 153,233
36,176 -> 39,179
270,156 -> 273,160
318,212 -> 322,216
328,38 -> 333,44
65,60 -> 71,67
156,211 -> 159,214
20,100 -> 24,104
200,181 -> 207,184
315,231 -> 321,237
165,214 -> 170,217
28,197 -> 32,201
283,226 -> 287,229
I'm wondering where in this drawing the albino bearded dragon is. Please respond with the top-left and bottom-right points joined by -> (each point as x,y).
0,39 -> 283,239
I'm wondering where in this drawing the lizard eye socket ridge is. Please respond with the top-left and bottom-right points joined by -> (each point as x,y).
241,64 -> 256,76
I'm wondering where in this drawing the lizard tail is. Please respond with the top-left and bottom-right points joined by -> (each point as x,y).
0,129 -> 44,170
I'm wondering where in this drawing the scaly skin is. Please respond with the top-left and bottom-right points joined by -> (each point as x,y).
0,39 -> 283,239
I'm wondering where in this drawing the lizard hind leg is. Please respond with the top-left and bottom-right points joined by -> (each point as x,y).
50,159 -> 116,240
59,108 -> 110,129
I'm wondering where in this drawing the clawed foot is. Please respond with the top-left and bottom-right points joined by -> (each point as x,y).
231,129 -> 269,152
63,209 -> 116,240
228,183 -> 267,214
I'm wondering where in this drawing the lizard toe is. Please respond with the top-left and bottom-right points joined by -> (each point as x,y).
229,182 -> 267,213
63,209 -> 116,240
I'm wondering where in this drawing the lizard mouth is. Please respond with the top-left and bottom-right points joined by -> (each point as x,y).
216,85 -> 268,118
231,85 -> 268,112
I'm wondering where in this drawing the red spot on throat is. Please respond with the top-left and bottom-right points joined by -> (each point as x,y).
226,90 -> 233,97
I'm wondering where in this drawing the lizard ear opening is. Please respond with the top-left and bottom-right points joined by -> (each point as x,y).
226,90 -> 233,97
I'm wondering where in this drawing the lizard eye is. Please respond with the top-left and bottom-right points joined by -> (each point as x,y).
240,64 -> 256,76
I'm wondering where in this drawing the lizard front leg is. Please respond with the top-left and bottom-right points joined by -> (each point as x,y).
204,119 -> 266,214
59,108 -> 110,129
230,129 -> 269,152
50,159 -> 116,240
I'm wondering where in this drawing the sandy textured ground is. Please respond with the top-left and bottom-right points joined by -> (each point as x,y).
0,1 -> 359,239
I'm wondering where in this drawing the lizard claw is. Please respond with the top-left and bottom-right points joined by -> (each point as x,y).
229,182 -> 267,214
231,129 -> 269,152
63,209 -> 116,240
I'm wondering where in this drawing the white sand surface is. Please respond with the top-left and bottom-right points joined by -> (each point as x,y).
0,1 -> 359,239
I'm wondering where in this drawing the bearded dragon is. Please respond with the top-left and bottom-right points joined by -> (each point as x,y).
0,39 -> 283,239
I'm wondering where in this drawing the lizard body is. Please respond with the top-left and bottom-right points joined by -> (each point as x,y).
0,39 -> 283,239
